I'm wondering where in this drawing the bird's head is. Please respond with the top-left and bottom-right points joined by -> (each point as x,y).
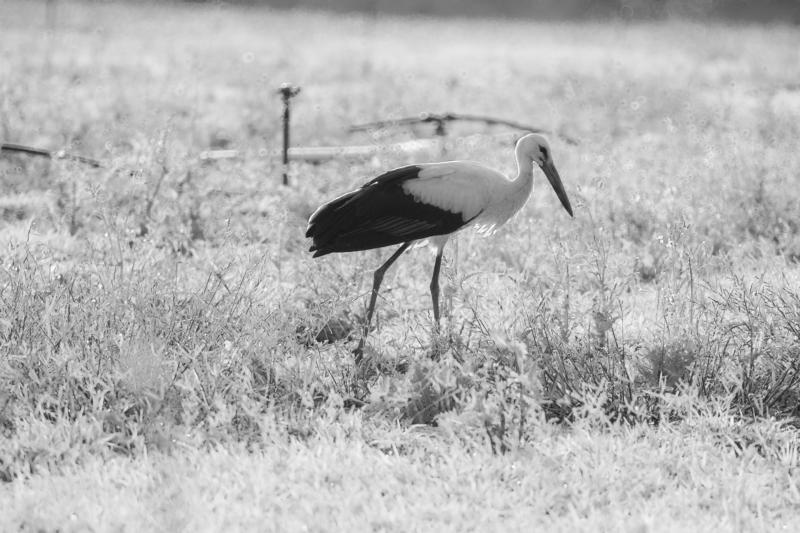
516,133 -> 574,217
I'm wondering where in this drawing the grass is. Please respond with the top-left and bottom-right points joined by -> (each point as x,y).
4,409 -> 799,532
1,0 -> 800,530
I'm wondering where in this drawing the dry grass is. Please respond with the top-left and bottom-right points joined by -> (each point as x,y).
1,0 -> 800,530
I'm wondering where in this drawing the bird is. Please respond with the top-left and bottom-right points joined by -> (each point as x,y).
305,133 -> 574,361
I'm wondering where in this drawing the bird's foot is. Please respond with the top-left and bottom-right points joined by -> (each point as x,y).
351,342 -> 378,398
352,345 -> 364,366
428,327 -> 465,363
428,328 -> 450,361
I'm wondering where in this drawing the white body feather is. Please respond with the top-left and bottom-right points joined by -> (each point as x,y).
402,158 -> 535,242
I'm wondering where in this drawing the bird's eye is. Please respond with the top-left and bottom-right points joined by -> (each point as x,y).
540,147 -> 549,161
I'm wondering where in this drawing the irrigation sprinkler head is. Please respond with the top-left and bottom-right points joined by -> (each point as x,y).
278,83 -> 301,101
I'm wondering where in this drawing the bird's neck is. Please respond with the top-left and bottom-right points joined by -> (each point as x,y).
512,155 -> 534,196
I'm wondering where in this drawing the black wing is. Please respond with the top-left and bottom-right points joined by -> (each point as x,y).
306,165 -> 468,257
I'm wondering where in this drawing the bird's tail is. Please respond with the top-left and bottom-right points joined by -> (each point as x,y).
305,190 -> 360,257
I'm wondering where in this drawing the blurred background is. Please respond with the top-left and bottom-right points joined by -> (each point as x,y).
186,0 -> 800,22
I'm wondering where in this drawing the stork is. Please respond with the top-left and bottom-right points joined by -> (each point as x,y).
305,133 -> 574,360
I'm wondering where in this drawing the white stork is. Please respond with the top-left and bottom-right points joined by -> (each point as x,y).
306,133 -> 574,360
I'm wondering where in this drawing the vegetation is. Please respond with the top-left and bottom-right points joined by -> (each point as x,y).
1,1 -> 799,530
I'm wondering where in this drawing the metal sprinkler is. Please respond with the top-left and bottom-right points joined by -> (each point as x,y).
278,83 -> 301,186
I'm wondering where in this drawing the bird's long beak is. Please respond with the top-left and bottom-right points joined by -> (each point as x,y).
542,159 -> 573,217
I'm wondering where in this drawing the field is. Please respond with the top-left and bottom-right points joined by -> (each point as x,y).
2,1 -> 800,531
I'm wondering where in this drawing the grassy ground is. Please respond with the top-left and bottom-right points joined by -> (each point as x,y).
1,1 -> 800,530
4,408 -> 799,532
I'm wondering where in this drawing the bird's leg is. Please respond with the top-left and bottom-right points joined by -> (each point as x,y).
354,241 -> 412,364
430,249 -> 444,330
429,248 -> 449,360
